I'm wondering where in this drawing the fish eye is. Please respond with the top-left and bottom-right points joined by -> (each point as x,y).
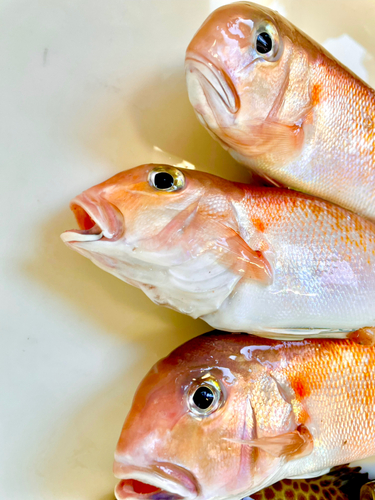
148,166 -> 185,192
187,377 -> 222,417
193,386 -> 214,409
256,32 -> 272,54
254,22 -> 281,61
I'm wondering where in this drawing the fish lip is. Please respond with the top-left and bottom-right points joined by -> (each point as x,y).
60,192 -> 124,244
113,462 -> 199,500
185,54 -> 239,114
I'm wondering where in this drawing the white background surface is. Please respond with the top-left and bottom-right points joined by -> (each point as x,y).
2,1 -> 375,498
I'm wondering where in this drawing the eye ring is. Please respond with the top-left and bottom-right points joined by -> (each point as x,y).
148,166 -> 185,192
187,376 -> 223,417
254,22 -> 281,61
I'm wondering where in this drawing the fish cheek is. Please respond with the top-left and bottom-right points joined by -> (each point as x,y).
164,388 -> 246,490
232,45 -> 311,167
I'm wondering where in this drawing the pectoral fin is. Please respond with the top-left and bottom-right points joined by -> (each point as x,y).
152,205 -> 273,285
226,424 -> 313,461
347,327 -> 375,347
215,228 -> 273,285
261,327 -> 350,340
250,425 -> 313,460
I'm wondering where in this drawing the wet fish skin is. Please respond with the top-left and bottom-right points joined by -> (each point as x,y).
61,164 -> 375,340
113,332 -> 375,500
185,2 -> 375,221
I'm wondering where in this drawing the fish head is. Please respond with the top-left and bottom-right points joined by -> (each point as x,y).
185,2 -> 313,168
63,164 -> 205,247
61,164 -> 271,318
114,333 -> 297,500
61,164 -> 222,266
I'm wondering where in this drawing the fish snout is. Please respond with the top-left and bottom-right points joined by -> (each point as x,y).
61,191 -> 124,244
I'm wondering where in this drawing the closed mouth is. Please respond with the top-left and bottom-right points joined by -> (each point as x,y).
185,55 -> 239,114
60,192 -> 123,244
114,463 -> 198,500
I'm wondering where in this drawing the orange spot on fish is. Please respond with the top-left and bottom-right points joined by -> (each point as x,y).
253,218 -> 266,232
312,83 -> 322,106
295,405 -> 310,425
291,375 -> 311,400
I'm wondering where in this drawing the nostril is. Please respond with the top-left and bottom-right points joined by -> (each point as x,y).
71,203 -> 96,230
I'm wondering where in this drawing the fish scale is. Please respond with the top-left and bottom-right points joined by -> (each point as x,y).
279,59 -> 375,219
274,341 -> 375,475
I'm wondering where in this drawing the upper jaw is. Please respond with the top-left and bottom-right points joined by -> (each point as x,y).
185,54 -> 239,115
113,462 -> 199,500
60,192 -> 124,245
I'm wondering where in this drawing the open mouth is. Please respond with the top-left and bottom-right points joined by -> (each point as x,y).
60,193 -> 123,244
115,478 -> 184,500
114,464 -> 198,500
185,55 -> 239,114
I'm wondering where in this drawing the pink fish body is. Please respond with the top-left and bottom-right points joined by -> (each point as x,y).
61,164 -> 375,339
113,332 -> 375,500
185,2 -> 375,220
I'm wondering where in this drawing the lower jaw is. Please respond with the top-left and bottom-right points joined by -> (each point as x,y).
115,480 -> 184,500
187,76 -> 235,133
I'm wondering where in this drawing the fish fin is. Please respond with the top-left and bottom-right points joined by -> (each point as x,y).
255,172 -> 285,188
214,226 -> 273,285
249,424 -> 313,460
147,202 -> 272,285
347,327 -> 375,346
260,327 -> 350,340
261,122 -> 303,155
248,171 -> 283,188
286,468 -> 331,480
184,214 -> 273,285
227,424 -> 313,461
229,119 -> 307,166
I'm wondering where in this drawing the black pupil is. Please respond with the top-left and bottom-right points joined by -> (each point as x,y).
256,32 -> 272,54
154,172 -> 174,190
193,386 -> 214,410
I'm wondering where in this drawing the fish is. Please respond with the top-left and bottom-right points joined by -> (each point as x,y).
251,465 -> 369,500
185,2 -> 375,221
61,163 -> 375,341
61,164 -> 375,342
113,332 -> 375,500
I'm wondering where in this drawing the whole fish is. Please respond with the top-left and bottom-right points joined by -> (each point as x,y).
113,332 -> 375,500
185,2 -> 375,221
61,164 -> 375,341
252,465 -> 369,500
